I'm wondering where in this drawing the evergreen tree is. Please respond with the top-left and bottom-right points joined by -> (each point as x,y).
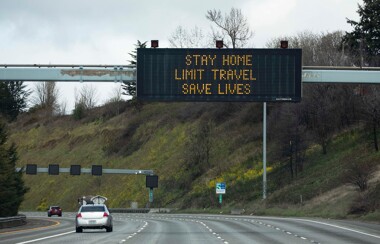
122,40 -> 147,97
343,0 -> 380,66
0,121 -> 28,217
0,81 -> 30,121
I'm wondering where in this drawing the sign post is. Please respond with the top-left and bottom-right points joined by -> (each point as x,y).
149,188 -> 153,203
263,102 -> 267,199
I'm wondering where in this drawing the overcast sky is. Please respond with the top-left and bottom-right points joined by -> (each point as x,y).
0,0 -> 362,112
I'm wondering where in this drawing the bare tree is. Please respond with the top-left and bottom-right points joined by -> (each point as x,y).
266,31 -> 350,66
57,100 -> 67,116
359,85 -> 380,151
318,31 -> 351,66
303,84 -> 339,154
266,31 -> 319,64
107,85 -> 123,103
74,84 -> 98,110
102,85 -> 124,116
169,26 -> 207,48
206,8 -> 253,48
32,81 -> 60,116
72,84 -> 98,120
269,103 -> 310,178
267,31 -> 359,154
344,160 -> 375,191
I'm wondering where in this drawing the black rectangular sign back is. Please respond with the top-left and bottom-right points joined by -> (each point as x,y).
146,175 -> 158,188
137,48 -> 302,102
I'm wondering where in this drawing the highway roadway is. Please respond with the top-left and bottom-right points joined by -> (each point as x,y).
0,212 -> 379,244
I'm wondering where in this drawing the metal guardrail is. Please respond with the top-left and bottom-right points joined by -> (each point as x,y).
109,208 -> 173,213
110,208 -> 150,213
0,215 -> 26,229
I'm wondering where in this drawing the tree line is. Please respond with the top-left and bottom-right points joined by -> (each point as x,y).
0,120 -> 28,217
266,0 -> 380,180
162,1 -> 380,188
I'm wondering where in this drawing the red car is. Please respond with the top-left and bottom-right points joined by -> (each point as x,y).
47,206 -> 62,217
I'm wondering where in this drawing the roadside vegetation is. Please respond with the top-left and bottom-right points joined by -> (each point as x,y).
5,95 -> 380,221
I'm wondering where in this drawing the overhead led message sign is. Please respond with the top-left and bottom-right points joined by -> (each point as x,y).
137,48 -> 302,102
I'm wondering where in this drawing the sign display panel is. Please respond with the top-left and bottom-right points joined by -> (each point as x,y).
137,48 -> 302,102
146,175 -> 159,188
26,164 -> 37,175
48,164 -> 59,175
70,165 -> 81,175
92,165 -> 102,176
216,182 -> 226,194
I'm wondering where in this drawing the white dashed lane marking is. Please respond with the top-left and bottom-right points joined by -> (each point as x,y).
118,220 -> 148,243
122,214 -> 327,244
123,215 -> 228,244
243,218 -> 320,244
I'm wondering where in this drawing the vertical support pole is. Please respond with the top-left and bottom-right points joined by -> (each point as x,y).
219,194 -> 222,204
263,102 -> 267,200
119,67 -> 123,83
149,188 -> 153,203
114,66 -> 118,83
79,66 -> 83,83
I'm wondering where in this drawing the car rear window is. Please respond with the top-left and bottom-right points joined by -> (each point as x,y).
52,207 -> 60,209
80,206 -> 105,212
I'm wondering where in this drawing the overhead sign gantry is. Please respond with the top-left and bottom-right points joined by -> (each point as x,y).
1,64 -> 378,85
0,64 -> 135,82
137,48 -> 302,102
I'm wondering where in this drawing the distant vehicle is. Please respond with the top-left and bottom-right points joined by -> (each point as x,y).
75,204 -> 113,233
47,206 -> 62,217
78,195 -> 107,206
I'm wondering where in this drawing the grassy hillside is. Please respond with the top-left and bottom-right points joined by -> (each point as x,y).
8,101 -> 380,220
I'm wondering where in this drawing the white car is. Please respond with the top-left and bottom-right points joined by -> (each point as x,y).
75,204 -> 113,232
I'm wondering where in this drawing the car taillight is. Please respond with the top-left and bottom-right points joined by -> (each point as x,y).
76,213 -> 82,218
103,212 -> 109,217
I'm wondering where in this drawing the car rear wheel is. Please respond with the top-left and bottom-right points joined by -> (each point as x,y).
76,227 -> 83,233
106,226 -> 113,232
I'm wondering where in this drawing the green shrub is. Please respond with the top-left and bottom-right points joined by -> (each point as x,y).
36,198 -> 48,211
72,103 -> 86,120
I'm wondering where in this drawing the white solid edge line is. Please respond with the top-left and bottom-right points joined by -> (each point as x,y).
16,231 -> 75,244
294,218 -> 380,239
256,216 -> 380,239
